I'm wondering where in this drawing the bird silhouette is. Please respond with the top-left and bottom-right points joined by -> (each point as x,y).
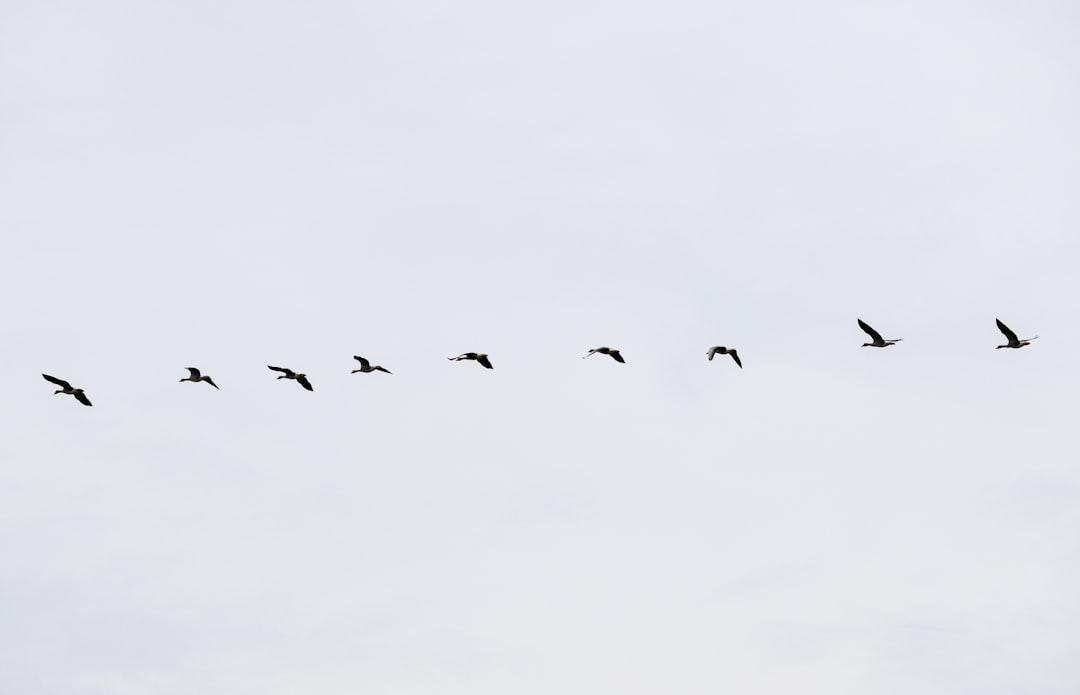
42,374 -> 92,406
180,367 -> 219,389
857,319 -> 902,348
706,346 -> 742,368
351,356 -> 391,374
583,347 -> 625,363
449,353 -> 493,369
268,365 -> 314,391
995,319 -> 1038,349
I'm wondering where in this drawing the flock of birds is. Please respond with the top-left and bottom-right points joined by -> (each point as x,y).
40,318 -> 1038,407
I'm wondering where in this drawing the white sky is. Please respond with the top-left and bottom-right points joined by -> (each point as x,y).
2,1 -> 1079,693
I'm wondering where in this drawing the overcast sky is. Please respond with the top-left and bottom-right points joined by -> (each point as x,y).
2,1 -> 1079,693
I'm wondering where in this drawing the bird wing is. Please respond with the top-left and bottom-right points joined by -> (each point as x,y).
375,366 -> 391,374
204,376 -> 220,389
996,319 -> 1019,343
706,347 -> 719,360
296,375 -> 314,391
477,355 -> 493,369
610,350 -> 625,363
449,354 -> 467,361
42,374 -> 72,389
74,391 -> 92,406
729,350 -> 742,368
268,365 -> 294,376
857,319 -> 883,342
353,355 -> 371,370
186,367 -> 202,379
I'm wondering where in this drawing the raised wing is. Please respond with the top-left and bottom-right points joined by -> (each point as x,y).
857,319 -> 883,343
353,355 -> 371,370
296,375 -> 314,391
186,367 -> 203,379
42,374 -> 73,390
268,365 -> 295,376
995,319 -> 1019,344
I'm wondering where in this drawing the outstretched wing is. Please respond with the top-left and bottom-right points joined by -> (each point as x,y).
42,374 -> 72,390
203,376 -> 220,389
995,319 -> 1019,343
729,350 -> 742,368
610,350 -> 625,363
477,355 -> 493,369
186,367 -> 202,379
374,366 -> 392,374
74,391 -> 92,406
268,365 -> 294,376
857,319 -> 883,343
353,355 -> 371,370
296,375 -> 314,391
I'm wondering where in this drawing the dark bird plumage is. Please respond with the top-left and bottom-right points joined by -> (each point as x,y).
449,353 -> 493,369
995,318 -> 1038,349
706,346 -> 742,368
180,367 -> 219,389
583,347 -> 625,363
857,319 -> 902,348
351,356 -> 392,374
268,365 -> 314,391
42,373 -> 92,406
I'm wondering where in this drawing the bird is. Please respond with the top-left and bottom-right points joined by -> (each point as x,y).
351,356 -> 391,374
42,374 -> 92,406
706,346 -> 742,368
583,347 -> 625,363
449,353 -> 493,369
179,367 -> 219,389
995,318 -> 1038,349
268,365 -> 314,391
857,319 -> 902,347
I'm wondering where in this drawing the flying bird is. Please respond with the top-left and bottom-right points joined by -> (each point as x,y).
583,347 -> 625,363
995,319 -> 1038,349
449,353 -> 493,369
42,374 -> 92,406
857,319 -> 902,348
268,365 -> 314,391
179,367 -> 219,389
351,356 -> 391,374
706,346 -> 742,368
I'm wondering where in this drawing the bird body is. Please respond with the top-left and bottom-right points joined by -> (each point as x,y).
995,319 -> 1037,349
268,365 -> 314,391
449,353 -> 493,369
180,367 -> 219,389
857,319 -> 902,347
583,347 -> 625,363
42,374 -> 92,406
351,356 -> 391,374
706,346 -> 742,368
